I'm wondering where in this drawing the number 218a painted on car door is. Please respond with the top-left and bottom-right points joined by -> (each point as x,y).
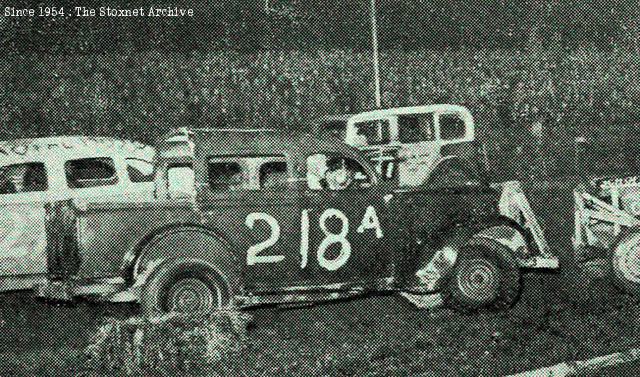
245,205 -> 384,272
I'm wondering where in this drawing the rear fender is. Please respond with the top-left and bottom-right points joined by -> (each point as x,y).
124,225 -> 239,291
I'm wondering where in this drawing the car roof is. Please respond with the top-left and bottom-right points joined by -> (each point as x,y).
0,136 -> 154,164
307,104 -> 473,132
191,128 -> 361,157
352,104 -> 471,119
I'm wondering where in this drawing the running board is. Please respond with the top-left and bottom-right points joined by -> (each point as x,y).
36,278 -> 126,301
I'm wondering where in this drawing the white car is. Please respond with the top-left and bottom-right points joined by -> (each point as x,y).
0,136 -> 154,290
310,105 -> 477,187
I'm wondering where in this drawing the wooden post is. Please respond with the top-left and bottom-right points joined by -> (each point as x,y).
573,188 -> 585,253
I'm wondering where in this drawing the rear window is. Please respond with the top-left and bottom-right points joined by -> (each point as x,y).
440,113 -> 467,140
0,162 -> 48,194
65,158 -> 118,188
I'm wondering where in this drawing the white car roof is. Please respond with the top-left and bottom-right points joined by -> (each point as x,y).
0,136 -> 154,165
350,104 -> 473,121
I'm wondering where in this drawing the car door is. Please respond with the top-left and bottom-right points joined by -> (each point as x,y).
300,152 -> 392,287
196,154 -> 303,293
0,161 -> 50,276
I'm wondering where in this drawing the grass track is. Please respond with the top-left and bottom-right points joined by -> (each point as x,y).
1,179 -> 639,376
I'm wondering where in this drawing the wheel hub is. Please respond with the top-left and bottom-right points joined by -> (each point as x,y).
617,240 -> 640,283
167,278 -> 218,314
456,259 -> 499,304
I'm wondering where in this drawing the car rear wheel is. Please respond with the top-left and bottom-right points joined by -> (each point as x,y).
444,245 -> 521,312
141,260 -> 231,316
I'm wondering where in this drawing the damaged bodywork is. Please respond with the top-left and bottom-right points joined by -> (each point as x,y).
20,129 -> 556,314
0,136 -> 154,292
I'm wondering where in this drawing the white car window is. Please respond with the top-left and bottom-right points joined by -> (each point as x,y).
0,163 -> 48,194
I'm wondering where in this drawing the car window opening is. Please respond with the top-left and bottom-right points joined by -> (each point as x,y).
398,114 -> 435,143
0,162 -> 48,194
354,120 -> 391,146
307,154 -> 371,191
65,158 -> 118,189
440,114 -> 467,140
208,156 -> 288,191
259,161 -> 288,189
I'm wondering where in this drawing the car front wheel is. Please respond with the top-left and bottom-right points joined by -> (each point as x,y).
444,245 -> 521,312
611,230 -> 640,295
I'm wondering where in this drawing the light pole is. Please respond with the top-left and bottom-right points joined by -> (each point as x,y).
370,0 -> 382,108
266,0 -> 382,108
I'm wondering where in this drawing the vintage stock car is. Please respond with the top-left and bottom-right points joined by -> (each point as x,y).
15,129 -> 558,315
309,104 -> 480,187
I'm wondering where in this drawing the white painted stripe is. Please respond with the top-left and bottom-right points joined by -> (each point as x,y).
506,347 -> 640,377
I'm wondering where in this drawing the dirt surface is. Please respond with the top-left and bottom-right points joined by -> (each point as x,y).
3,178 -> 640,376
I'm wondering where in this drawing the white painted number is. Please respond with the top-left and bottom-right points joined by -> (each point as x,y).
245,212 -> 284,265
300,209 -> 310,268
245,206 -> 383,270
357,205 -> 384,238
317,209 -> 351,271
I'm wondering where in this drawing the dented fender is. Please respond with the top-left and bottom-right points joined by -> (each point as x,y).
469,224 -> 559,269
410,222 -> 557,294
411,226 -> 521,293
471,225 -> 529,259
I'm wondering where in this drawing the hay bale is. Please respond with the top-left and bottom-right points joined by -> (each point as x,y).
85,310 -> 252,376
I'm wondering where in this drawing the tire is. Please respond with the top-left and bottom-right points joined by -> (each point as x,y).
610,230 -> 640,296
140,259 -> 232,317
443,245 -> 521,312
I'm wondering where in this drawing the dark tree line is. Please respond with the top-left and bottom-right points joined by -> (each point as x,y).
1,0 -> 639,54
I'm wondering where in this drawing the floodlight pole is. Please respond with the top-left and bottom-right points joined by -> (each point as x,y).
370,0 -> 382,108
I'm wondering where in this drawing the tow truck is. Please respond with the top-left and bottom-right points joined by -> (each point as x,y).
574,175 -> 640,294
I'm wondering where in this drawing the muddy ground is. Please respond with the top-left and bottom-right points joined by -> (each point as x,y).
2,179 -> 640,376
